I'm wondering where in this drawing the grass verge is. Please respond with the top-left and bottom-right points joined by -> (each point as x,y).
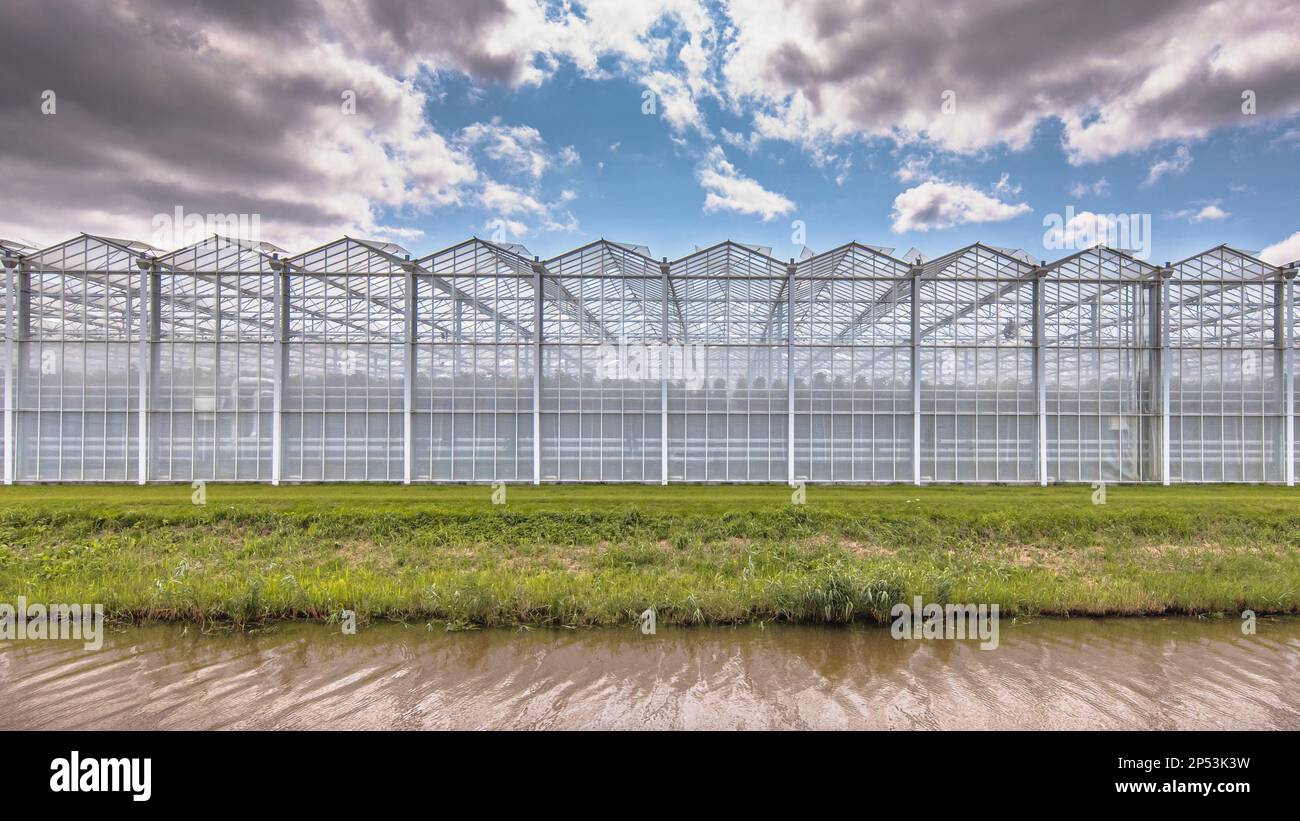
1,483 -> 1297,628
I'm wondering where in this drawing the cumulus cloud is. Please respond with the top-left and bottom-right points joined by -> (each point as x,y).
336,0 -> 716,88
895,154 -> 935,183
1260,231 -> 1300,266
643,70 -> 713,137
0,0 -> 494,248
480,181 -> 548,217
721,128 -> 761,154
891,180 -> 1031,233
4,0 -> 1299,248
720,0 -> 1300,162
478,181 -> 581,235
1190,204 -> 1229,222
1145,145 -> 1193,186
1166,200 -> 1229,222
558,146 -> 582,166
459,121 -> 556,179
1272,127 -> 1300,148
1069,178 -> 1111,199
696,146 -> 795,221
1042,210 -> 1145,252
1044,211 -> 1103,250
0,0 -> 713,248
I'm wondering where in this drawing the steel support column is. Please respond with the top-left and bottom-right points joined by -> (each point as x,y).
149,265 -> 161,483
786,261 -> 796,486
135,256 -> 158,485
402,261 -> 416,485
1158,265 -> 1173,485
910,266 -> 922,486
2,254 -> 17,485
1033,269 -> 1048,485
532,259 -> 543,485
660,260 -> 671,485
271,257 -> 287,485
1284,269 -> 1296,486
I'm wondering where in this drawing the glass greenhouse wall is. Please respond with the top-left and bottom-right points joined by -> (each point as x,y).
2,234 -> 1296,484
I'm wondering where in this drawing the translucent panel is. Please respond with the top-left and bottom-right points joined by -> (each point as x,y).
667,346 -> 785,482
416,411 -> 533,482
150,411 -> 272,481
915,245 -> 1038,481
2,237 -> 1294,484
156,238 -> 282,342
420,241 -> 535,348
413,342 -> 534,481
668,412 -> 785,482
1041,247 -> 1160,482
282,411 -> 402,481
790,243 -> 914,481
22,236 -> 149,340
15,409 -> 139,481
149,342 -> 275,480
669,242 -> 787,345
541,342 -> 661,481
1169,247 -> 1286,482
406,237 -> 539,480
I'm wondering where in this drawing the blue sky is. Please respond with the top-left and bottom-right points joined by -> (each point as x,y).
413,63 -> 1300,263
2,0 -> 1299,265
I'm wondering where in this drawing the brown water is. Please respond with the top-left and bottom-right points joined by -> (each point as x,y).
2,617 -> 1299,730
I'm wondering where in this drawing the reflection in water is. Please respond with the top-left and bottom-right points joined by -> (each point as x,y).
1,618 -> 1298,730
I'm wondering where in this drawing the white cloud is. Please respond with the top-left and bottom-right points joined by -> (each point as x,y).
1272,127 -> 1300,147
1190,204 -> 1229,222
1069,178 -> 1111,199
891,180 -> 1031,233
1167,200 -> 1229,222
719,0 -> 1300,163
0,0 -> 717,248
1044,211 -> 1099,249
1039,209 -> 1151,259
480,181 -> 548,216
993,172 -> 1021,197
643,70 -> 713,137
478,181 -> 581,235
1261,231 -> 1300,266
559,146 -> 582,166
453,123 -> 584,237
1145,145 -> 1193,186
458,120 -> 557,179
895,155 -> 934,183
696,146 -> 795,221
6,0 -> 1299,249
483,217 -> 531,242
721,128 -> 761,153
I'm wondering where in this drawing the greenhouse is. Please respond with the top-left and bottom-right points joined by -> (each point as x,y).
1,233 -> 1295,484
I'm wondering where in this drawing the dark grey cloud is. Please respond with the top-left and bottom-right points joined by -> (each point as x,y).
0,0 -> 529,247
724,0 -> 1300,160
3,0 -> 1297,250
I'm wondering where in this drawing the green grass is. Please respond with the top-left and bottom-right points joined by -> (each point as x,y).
1,483 -> 1298,628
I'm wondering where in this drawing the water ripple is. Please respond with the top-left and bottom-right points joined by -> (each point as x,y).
2,618 -> 1298,730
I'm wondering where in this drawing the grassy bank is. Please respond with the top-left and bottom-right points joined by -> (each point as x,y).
1,483 -> 1298,628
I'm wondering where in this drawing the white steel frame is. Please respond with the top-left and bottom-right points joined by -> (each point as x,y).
1,234 -> 1295,484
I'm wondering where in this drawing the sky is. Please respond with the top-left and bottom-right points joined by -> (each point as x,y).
1,0 -> 1299,266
